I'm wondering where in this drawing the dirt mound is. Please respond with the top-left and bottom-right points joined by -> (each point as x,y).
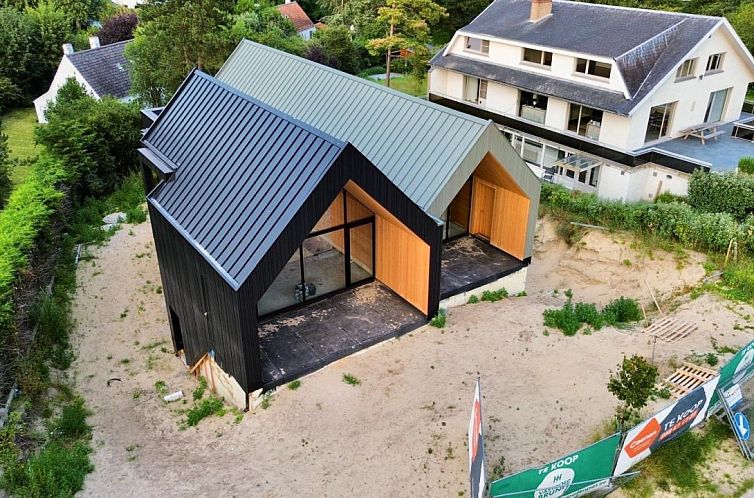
528,217 -> 707,306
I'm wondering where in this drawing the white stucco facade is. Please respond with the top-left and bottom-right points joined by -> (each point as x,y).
33,56 -> 98,123
429,19 -> 754,201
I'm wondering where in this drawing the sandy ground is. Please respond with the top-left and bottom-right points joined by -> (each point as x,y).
70,218 -> 754,497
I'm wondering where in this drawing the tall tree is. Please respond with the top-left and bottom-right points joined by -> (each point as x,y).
26,2 -> 71,81
432,0 -> 489,43
98,10 -> 137,44
0,7 -> 40,108
49,0 -> 100,30
306,25 -> 362,73
365,0 -> 446,87
127,0 -> 235,105
230,0 -> 306,55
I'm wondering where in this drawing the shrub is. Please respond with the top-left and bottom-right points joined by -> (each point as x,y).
342,373 -> 361,386
430,309 -> 446,328
51,398 -> 90,440
721,259 -> 754,302
543,301 -> 581,336
98,12 -> 138,45
467,294 -> 479,304
739,156 -> 754,175
602,297 -> 642,325
1,441 -> 93,497
185,397 -> 225,427
655,191 -> 687,204
574,302 -> 605,329
687,170 -> 754,220
481,288 -> 508,302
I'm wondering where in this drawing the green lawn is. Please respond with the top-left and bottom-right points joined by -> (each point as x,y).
376,75 -> 428,98
1,107 -> 40,184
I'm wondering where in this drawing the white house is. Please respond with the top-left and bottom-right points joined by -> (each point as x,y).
276,1 -> 316,40
34,37 -> 132,123
429,0 -> 754,201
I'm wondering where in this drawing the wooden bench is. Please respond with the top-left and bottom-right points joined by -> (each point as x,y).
680,122 -> 725,145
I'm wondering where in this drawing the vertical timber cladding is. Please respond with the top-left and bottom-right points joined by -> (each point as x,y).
469,153 -> 530,260
345,181 -> 431,315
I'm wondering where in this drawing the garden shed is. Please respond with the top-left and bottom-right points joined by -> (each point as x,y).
141,47 -> 541,408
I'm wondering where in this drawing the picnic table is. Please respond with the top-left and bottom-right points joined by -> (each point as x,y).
680,121 -> 725,145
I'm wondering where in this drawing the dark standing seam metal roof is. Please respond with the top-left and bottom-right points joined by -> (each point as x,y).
215,40 -> 493,216
143,71 -> 345,289
433,0 -> 721,115
67,39 -> 132,98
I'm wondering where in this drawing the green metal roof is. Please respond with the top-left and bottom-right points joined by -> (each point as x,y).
216,40 -> 541,257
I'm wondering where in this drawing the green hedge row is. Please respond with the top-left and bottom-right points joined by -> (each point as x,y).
541,183 -> 754,254
687,170 -> 754,220
0,157 -> 66,342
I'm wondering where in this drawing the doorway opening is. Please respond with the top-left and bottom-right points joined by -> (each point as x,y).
169,307 -> 184,352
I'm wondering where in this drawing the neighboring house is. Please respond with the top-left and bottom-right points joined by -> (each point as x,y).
276,0 -> 316,40
140,41 -> 540,408
429,0 -> 754,201
34,37 -> 132,123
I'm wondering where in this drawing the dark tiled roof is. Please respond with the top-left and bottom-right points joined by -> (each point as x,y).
440,0 -> 721,114
276,2 -> 314,32
144,71 -> 344,287
67,39 -> 131,98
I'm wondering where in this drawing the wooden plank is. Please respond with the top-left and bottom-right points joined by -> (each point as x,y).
643,316 -> 697,343
661,362 -> 716,399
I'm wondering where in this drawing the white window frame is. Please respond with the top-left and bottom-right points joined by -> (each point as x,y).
675,58 -> 696,80
522,47 -> 553,67
575,58 -> 612,79
705,53 -> 725,73
465,37 -> 490,56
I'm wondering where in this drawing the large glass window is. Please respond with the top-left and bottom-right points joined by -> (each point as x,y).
575,58 -> 612,79
706,53 -> 725,73
523,48 -> 552,67
568,104 -> 603,139
519,91 -> 548,123
257,190 -> 376,318
645,102 -> 676,143
522,139 -> 543,165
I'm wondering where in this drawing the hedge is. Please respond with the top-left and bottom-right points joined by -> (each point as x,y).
0,157 -> 66,343
541,183 -> 754,254
687,170 -> 754,220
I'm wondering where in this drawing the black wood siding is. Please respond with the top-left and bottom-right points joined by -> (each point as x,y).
148,206 -> 256,393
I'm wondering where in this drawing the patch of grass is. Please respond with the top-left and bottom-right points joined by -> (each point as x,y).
430,309 -> 446,328
602,297 -> 642,326
259,392 -> 273,410
628,419 -> 730,495
125,206 -> 147,224
1,107 -> 40,183
342,373 -> 361,386
154,380 -> 167,394
287,380 -> 301,390
185,397 -> 225,427
467,294 -> 479,304
544,297 -> 641,335
373,75 -> 427,97
720,258 -> 754,303
481,288 -> 508,302
705,353 -> 719,366
193,376 -> 207,401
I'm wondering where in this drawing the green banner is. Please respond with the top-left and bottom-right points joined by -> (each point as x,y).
709,339 -> 754,414
489,433 -> 621,498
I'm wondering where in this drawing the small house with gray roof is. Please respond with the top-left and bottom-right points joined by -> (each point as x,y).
429,0 -> 754,201
140,42 -> 540,408
34,37 -> 132,123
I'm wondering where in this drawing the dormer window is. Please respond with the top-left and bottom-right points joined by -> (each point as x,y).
676,58 -> 696,80
523,48 -> 552,67
706,53 -> 724,73
465,37 -> 489,56
575,58 -> 612,79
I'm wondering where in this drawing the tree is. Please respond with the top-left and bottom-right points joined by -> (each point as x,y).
98,10 -> 137,44
0,7 -> 41,108
36,78 -> 141,198
307,25 -> 361,73
49,0 -> 100,30
127,0 -> 235,105
607,355 -> 659,427
230,1 -> 306,55
365,0 -> 446,87
730,2 -> 754,55
432,0 -> 489,43
26,2 -> 72,81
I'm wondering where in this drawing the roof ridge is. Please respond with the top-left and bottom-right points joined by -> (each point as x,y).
220,39 -> 489,127
67,38 -> 132,58
549,0 -> 722,21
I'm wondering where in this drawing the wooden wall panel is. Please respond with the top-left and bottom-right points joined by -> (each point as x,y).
345,181 -> 430,314
489,188 -> 530,260
349,223 -> 373,273
448,181 -> 471,228
470,178 -> 495,239
375,217 -> 430,314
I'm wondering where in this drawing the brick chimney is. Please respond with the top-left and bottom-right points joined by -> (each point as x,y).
530,0 -> 552,22
89,36 -> 100,49
62,43 -> 74,55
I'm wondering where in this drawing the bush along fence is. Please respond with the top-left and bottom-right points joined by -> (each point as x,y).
468,339 -> 754,497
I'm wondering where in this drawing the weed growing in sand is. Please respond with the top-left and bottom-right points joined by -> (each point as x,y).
154,380 -> 167,394
342,373 -> 361,386
516,291 -> 527,297
481,288 -> 508,302
489,456 -> 506,480
155,286 -> 162,294
467,294 -> 479,304
141,339 -> 168,351
259,392 -> 273,410
185,397 -> 225,427
544,297 -> 641,335
622,259 -> 632,266
119,308 -> 128,319
430,309 -> 446,328
287,380 -> 301,390
120,358 -> 130,365
705,353 -> 719,366
193,377 -> 208,401
126,207 -> 147,224
711,337 -> 738,356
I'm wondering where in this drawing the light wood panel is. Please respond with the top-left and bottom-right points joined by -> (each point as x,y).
345,181 -> 430,314
448,181 -> 471,228
474,152 -> 527,196
470,179 -> 495,239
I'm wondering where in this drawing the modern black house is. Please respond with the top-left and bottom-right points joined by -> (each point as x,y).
140,43 -> 541,409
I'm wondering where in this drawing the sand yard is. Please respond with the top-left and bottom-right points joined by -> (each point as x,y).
69,217 -> 754,497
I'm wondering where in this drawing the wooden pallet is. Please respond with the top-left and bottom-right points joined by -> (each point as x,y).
661,362 -> 718,398
643,317 -> 697,343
